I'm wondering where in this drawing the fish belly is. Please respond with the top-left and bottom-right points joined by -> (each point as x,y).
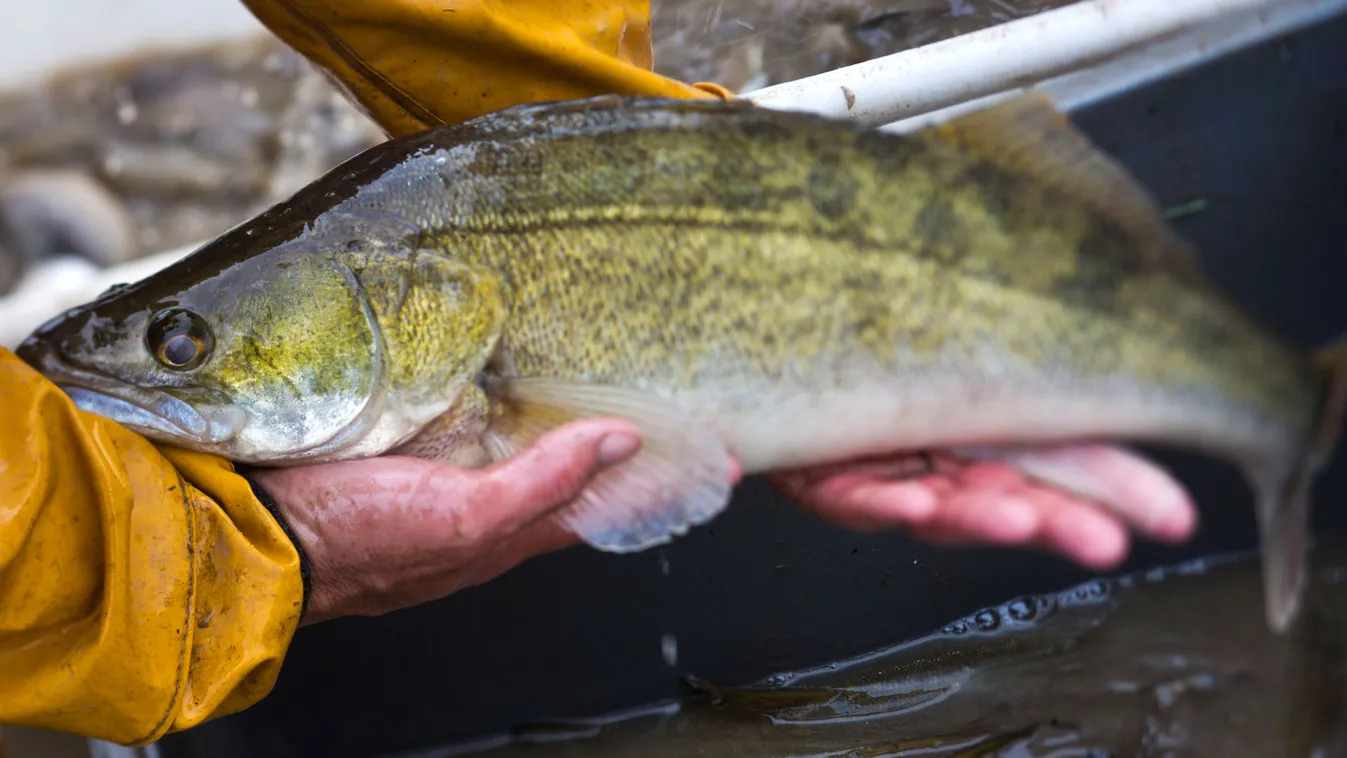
685,374 -> 1272,475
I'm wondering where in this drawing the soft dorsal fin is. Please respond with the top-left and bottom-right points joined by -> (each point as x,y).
915,92 -> 1204,280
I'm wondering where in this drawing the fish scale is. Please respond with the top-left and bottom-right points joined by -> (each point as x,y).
18,93 -> 1347,635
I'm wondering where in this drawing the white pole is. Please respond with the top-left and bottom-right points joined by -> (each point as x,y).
743,0 -> 1321,125
877,0 -> 1347,134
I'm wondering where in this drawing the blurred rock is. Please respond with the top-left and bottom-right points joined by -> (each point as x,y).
0,168 -> 136,267
0,35 -> 385,273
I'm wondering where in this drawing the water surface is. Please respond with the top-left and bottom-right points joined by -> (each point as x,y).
419,537 -> 1347,757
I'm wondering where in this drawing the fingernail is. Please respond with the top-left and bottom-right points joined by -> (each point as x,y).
1074,512 -> 1129,568
598,432 -> 641,465
1153,500 -> 1198,542
992,499 -> 1041,541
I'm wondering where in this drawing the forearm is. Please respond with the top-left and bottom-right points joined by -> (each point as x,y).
0,349 -> 305,746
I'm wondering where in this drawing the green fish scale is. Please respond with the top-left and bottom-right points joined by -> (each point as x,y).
370,111 -> 1319,441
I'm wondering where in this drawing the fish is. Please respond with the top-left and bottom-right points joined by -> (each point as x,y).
16,93 -> 1347,634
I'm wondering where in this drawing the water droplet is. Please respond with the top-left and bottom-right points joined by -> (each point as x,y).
661,634 -> 678,667
1007,598 -> 1035,621
974,609 -> 1000,631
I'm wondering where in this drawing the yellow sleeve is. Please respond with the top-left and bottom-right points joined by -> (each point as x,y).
239,0 -> 735,138
0,348 -> 306,746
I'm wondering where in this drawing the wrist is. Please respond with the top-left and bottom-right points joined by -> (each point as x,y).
241,472 -> 315,622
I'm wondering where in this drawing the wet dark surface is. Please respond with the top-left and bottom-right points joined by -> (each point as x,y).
416,538 -> 1347,757
149,11 -> 1347,758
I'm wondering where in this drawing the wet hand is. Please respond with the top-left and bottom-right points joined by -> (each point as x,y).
248,419 -> 644,625
767,448 -> 1199,571
251,422 -> 1199,625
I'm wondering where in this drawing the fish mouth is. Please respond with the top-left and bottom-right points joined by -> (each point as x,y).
18,340 -> 243,446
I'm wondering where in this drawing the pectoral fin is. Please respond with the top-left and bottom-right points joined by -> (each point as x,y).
481,377 -> 735,552
392,383 -> 494,468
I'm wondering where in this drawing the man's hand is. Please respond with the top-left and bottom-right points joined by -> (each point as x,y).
769,448 -> 1198,572
248,419 -> 647,625
252,420 -> 1200,626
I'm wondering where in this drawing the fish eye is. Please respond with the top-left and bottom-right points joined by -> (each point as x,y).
146,308 -> 213,371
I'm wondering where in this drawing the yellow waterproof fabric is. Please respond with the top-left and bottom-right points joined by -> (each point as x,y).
239,0 -> 733,138
0,348 -> 304,746
1,0 -> 724,745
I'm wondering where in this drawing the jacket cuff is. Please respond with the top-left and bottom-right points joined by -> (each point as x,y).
241,474 -> 314,623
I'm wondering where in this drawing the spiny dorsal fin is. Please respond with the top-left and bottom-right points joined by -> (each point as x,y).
916,92 -> 1204,281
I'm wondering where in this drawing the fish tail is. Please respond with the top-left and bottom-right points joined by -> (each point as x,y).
1258,336 -> 1347,635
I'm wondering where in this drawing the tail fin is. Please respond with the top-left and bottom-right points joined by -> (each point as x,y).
1260,337 -> 1347,635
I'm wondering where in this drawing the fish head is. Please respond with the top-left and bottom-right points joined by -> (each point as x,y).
17,242 -> 390,464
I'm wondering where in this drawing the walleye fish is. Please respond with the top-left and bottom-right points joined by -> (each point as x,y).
17,94 -> 1347,634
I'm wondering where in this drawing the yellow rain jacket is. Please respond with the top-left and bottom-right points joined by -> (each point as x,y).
0,0 -> 727,746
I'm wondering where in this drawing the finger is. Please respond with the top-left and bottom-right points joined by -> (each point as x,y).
917,490 -> 1045,545
1029,488 -> 1131,569
908,487 -> 1130,569
767,456 -> 1028,528
768,471 -> 945,531
956,444 -> 1197,542
458,418 -> 643,542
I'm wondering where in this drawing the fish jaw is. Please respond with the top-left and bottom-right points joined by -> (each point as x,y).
18,338 -> 246,447
61,386 -> 244,445
49,371 -> 442,467
271,392 -> 469,466
18,321 -> 419,465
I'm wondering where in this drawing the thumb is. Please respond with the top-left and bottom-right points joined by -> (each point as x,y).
469,419 -> 643,539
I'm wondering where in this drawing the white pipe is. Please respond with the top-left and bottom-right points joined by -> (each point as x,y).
743,0 -> 1311,125
878,0 -> 1347,134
